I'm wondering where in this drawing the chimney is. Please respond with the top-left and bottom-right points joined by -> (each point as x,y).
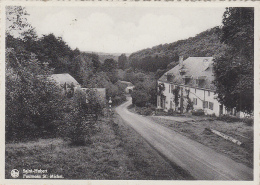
179,56 -> 184,68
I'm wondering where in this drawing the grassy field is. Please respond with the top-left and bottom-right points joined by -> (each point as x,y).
148,115 -> 254,168
6,113 -> 192,180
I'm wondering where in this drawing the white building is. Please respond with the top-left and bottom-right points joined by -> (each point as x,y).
157,57 -> 233,117
116,80 -> 135,94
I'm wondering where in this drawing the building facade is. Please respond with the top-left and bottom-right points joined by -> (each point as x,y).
157,57 -> 231,117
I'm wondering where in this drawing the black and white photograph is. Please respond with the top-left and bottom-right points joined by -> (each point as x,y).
2,1 -> 259,183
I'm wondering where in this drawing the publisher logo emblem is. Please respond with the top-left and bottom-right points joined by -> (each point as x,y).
11,169 -> 19,178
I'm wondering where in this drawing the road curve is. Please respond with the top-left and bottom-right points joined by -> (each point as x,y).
115,98 -> 253,180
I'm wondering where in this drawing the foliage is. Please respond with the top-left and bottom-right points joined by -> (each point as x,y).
217,115 -> 253,126
131,76 -> 157,107
102,58 -> 118,83
186,98 -> 193,112
172,86 -> 180,111
63,89 -> 104,145
128,27 -> 227,72
191,109 -> 205,116
213,8 -> 254,113
6,6 -> 35,39
134,106 -> 154,116
118,53 -> 127,70
90,53 -> 101,72
185,90 -> 193,112
132,90 -> 151,107
5,6 -> 128,144
5,49 -> 66,142
37,34 -> 74,73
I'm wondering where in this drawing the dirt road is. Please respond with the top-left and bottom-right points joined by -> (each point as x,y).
115,98 -> 253,180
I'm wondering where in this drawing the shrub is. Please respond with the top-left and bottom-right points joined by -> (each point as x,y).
167,109 -> 177,116
64,89 -> 104,145
217,115 -> 241,123
131,90 -> 151,107
5,51 -> 66,142
217,115 -> 253,126
242,118 -> 254,126
112,95 -> 126,106
135,107 -> 153,116
191,109 -> 205,116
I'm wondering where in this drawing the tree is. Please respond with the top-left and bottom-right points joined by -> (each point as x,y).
131,76 -> 157,107
213,7 -> 254,113
131,90 -> 151,107
5,49 -> 65,141
102,58 -> 118,83
102,58 -> 117,72
90,53 -> 101,72
38,34 -> 73,73
64,89 -> 104,145
6,6 -> 34,39
118,54 -> 127,70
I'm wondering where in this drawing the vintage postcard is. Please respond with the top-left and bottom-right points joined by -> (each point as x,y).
0,0 -> 259,185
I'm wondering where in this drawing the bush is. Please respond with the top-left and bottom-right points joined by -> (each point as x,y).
167,108 -> 181,116
242,118 -> 254,126
135,107 -> 153,116
191,109 -> 205,116
217,115 -> 254,126
131,90 -> 151,107
217,115 -> 241,123
5,51 -> 66,142
112,95 -> 126,106
63,89 -> 104,145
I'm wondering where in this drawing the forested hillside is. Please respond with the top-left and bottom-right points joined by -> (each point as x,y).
128,27 -> 228,72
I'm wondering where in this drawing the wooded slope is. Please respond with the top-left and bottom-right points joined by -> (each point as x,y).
128,27 -> 228,72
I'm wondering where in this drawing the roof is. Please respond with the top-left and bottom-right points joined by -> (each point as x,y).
158,57 -> 216,91
49,73 -> 80,86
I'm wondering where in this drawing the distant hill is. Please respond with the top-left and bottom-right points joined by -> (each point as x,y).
128,27 -> 228,72
98,54 -> 119,63
84,52 -> 131,63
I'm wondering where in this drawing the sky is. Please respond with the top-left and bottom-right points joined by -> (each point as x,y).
21,6 -> 225,54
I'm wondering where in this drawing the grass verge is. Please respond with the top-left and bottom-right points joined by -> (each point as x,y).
6,114 -> 191,179
148,116 -> 253,168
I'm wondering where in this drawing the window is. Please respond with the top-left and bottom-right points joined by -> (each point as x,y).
209,102 -> 214,110
193,98 -> 197,105
203,101 -> 208,108
195,88 -> 196,93
184,78 -> 191,85
208,91 -> 210,96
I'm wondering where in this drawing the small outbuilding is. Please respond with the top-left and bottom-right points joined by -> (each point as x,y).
117,80 -> 135,94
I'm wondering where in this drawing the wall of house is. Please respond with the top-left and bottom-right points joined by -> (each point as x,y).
157,81 -> 224,116
164,82 -> 174,110
189,88 -> 221,116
